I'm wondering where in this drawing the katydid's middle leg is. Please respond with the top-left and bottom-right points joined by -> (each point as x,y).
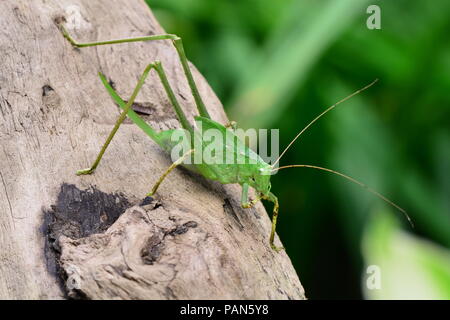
147,149 -> 194,196
241,183 -> 262,208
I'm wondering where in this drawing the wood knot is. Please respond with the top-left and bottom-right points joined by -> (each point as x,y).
42,85 -> 61,110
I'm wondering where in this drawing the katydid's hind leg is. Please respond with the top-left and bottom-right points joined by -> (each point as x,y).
59,24 -> 178,48
59,25 -> 210,120
153,62 -> 191,131
266,192 -> 284,252
77,62 -> 158,175
147,149 -> 194,196
172,38 -> 211,119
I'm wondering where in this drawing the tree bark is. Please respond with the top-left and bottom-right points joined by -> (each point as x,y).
0,0 -> 305,299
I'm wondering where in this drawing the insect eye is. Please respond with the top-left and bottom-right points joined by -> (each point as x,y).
251,177 -> 255,182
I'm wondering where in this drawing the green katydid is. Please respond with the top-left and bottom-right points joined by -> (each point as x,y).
60,25 -> 412,251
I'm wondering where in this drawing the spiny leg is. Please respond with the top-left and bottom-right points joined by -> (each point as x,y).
264,192 -> 284,252
60,25 -> 210,119
240,183 -> 262,208
147,149 -> 194,196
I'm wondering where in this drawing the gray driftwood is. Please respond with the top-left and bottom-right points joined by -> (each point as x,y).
0,0 -> 305,299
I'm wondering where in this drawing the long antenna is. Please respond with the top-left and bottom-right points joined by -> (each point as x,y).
273,164 -> 413,227
272,79 -> 378,167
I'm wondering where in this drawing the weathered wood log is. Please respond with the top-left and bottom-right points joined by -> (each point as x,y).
0,0 -> 305,299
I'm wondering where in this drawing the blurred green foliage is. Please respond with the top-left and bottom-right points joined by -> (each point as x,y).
146,0 -> 450,299
363,209 -> 450,299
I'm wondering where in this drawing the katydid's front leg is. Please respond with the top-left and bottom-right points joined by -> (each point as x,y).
240,183 -> 262,209
60,25 -> 210,119
225,121 -> 237,131
263,192 -> 284,252
241,186 -> 284,251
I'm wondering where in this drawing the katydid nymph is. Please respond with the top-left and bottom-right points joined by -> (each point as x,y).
60,25 -> 412,251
